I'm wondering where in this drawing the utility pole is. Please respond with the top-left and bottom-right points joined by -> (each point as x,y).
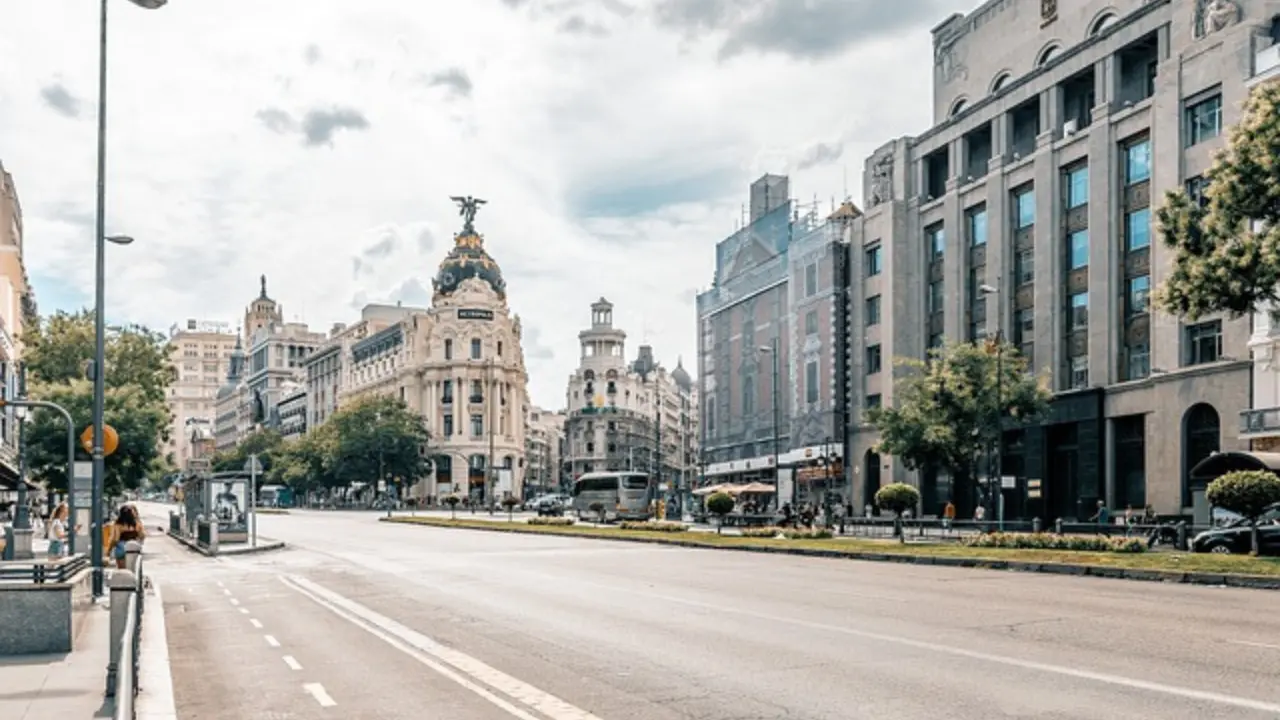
487,357 -> 496,507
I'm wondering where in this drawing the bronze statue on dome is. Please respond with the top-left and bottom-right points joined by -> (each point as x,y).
450,195 -> 487,235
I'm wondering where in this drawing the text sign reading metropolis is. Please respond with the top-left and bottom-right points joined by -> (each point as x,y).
457,308 -> 495,321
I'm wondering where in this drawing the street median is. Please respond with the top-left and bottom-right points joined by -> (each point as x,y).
380,516 -> 1280,590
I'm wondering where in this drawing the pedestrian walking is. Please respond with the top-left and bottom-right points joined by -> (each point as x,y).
106,504 -> 146,569
47,502 -> 72,559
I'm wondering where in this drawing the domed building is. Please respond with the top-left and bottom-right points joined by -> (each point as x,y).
340,197 -> 530,502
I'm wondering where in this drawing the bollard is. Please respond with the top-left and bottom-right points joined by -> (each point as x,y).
124,540 -> 142,574
105,570 -> 137,697
1032,517 -> 1042,533
1055,518 -> 1063,534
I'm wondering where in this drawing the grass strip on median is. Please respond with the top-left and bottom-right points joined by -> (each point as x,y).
380,516 -> 1280,583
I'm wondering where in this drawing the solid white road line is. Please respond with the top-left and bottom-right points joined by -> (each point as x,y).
641,589 -> 1280,715
283,655 -> 303,671
303,683 -> 336,707
1230,639 -> 1280,651
281,575 -> 599,720
264,635 -> 280,648
136,582 -> 178,720
249,619 -> 263,629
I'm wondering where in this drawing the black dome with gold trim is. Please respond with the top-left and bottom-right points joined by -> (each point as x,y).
433,196 -> 506,299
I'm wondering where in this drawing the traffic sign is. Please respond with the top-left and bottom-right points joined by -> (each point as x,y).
244,455 -> 263,475
80,424 -> 119,457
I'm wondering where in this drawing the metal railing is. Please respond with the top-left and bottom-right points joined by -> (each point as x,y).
0,554 -> 90,583
107,542 -> 144,719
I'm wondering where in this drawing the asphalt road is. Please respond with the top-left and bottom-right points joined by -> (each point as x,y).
139,504 -> 1280,720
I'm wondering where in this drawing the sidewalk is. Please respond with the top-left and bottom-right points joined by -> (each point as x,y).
0,598 -> 114,719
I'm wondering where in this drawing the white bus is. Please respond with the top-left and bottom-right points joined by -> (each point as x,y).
571,472 -> 655,522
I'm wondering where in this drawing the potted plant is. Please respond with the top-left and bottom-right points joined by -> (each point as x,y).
443,494 -> 461,520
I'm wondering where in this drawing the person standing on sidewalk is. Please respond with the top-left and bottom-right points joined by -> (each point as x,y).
107,504 -> 146,569
47,502 -> 71,558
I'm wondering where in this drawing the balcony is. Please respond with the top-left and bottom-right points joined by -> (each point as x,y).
1239,407 -> 1280,438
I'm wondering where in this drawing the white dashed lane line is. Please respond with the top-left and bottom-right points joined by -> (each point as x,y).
283,656 -> 303,671
238,607 -> 250,615
264,635 -> 281,648
250,619 -> 263,629
230,598 -> 240,606
304,683 -> 337,707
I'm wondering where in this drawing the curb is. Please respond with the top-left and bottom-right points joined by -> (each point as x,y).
380,518 -> 1280,591
166,531 -> 286,557
136,581 -> 177,720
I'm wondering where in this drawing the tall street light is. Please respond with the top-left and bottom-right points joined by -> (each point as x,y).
979,283 -> 1003,527
92,0 -> 167,598
758,342 -> 786,508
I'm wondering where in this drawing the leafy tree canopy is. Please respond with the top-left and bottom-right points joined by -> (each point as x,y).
866,340 -> 1051,499
1155,81 -> 1280,319
20,311 -> 173,497
323,395 -> 430,490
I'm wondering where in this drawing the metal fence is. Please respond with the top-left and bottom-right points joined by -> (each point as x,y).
107,542 -> 144,719
0,554 -> 89,583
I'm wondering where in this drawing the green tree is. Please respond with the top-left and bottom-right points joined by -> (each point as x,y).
1206,470 -> 1280,555
211,427 -> 283,483
867,340 -> 1051,515
268,427 -> 335,500
19,310 -> 173,496
705,491 -> 734,534
875,483 -> 921,542
23,379 -> 169,497
327,395 -> 430,492
1155,82 -> 1280,319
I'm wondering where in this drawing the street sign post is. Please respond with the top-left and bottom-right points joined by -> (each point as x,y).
244,455 -> 262,547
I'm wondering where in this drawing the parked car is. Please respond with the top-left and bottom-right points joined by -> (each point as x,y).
1191,503 -> 1280,555
529,494 -> 570,516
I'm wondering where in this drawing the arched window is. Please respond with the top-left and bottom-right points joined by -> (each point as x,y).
1088,11 -> 1118,37
990,71 -> 1011,94
1182,403 -> 1221,507
863,451 -> 882,510
583,369 -> 595,381
948,98 -> 968,118
1035,43 -> 1062,68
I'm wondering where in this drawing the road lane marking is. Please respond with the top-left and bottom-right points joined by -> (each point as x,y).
223,588 -> 231,596
643,590 -> 1280,715
264,635 -> 280,647
1230,640 -> 1280,651
238,607 -> 249,615
250,619 -> 263,629
216,581 -> 224,588
229,598 -> 240,606
283,655 -> 302,671
281,575 -> 597,720
304,683 -> 336,707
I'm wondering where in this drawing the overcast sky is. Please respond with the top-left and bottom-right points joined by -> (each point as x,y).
0,0 -> 970,409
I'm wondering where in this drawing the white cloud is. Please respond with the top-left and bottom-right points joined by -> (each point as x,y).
0,0 -> 968,409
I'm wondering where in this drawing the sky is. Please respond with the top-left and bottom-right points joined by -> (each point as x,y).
0,0 -> 972,410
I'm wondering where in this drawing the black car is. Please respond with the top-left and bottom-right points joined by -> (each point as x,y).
1190,503 -> 1280,556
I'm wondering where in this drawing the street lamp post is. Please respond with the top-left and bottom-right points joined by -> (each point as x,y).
980,283 -> 1004,528
91,0 -> 165,597
758,342 -> 785,508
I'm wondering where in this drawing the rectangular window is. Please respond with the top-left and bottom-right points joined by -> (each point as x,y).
927,281 -> 944,314
1070,292 -> 1089,330
741,374 -> 755,417
1014,187 -> 1036,228
865,394 -> 882,409
471,338 -> 482,359
1068,356 -> 1089,390
1014,308 -> 1034,345
865,245 -> 883,276
497,341 -> 503,357
1185,176 -> 1210,207
805,263 -> 818,297
865,295 -> 881,327
444,339 -> 453,360
442,379 -> 454,403
1125,139 -> 1151,184
967,206 -> 987,247
805,360 -> 819,404
470,379 -> 483,402
1185,320 -> 1223,366
1184,94 -> 1222,147
865,345 -> 882,374
1065,165 -> 1089,209
471,414 -> 484,437
804,310 -> 818,335
1127,344 -> 1150,380
1068,230 -> 1089,269
928,333 -> 943,351
443,414 -> 454,436
1127,275 -> 1150,316
1015,249 -> 1035,285
1125,208 -> 1151,251
927,224 -> 945,260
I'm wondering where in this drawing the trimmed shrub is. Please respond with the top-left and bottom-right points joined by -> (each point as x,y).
874,483 -> 920,516
962,532 -> 1146,554
620,520 -> 688,532
741,526 -> 786,538
782,528 -> 834,540
528,517 -> 575,526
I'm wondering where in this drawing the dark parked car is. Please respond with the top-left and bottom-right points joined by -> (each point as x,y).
1191,503 -> 1280,555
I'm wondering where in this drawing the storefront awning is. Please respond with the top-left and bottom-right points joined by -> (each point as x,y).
1189,450 -> 1280,483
